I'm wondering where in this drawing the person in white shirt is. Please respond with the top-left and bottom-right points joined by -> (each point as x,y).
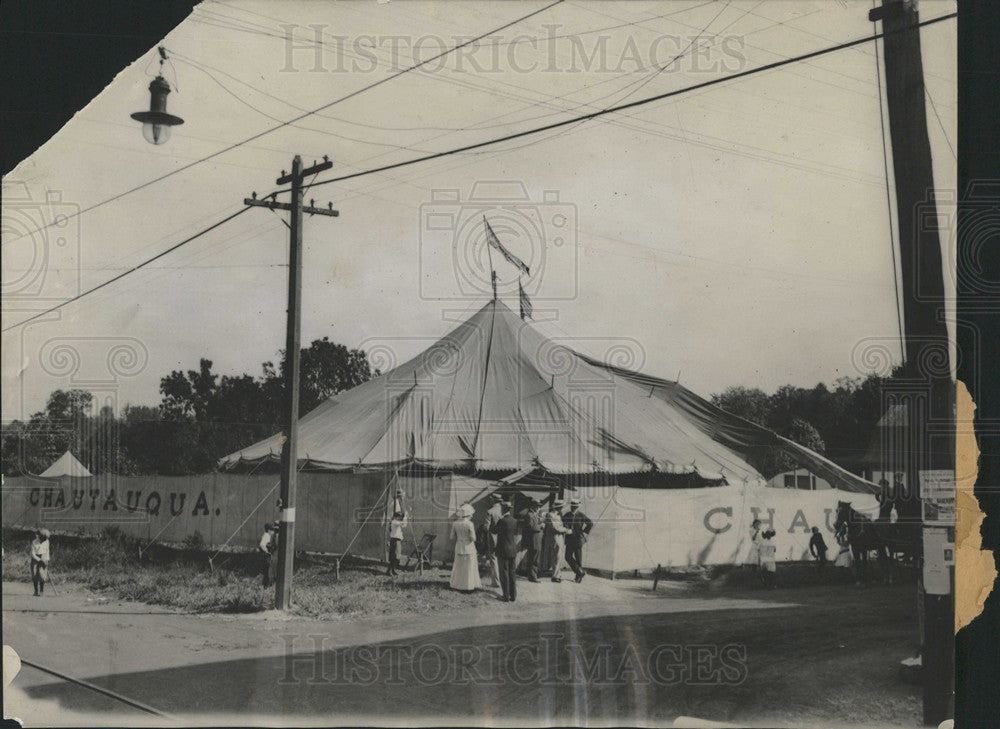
544,500 -> 570,582
759,529 -> 777,589
745,518 -> 762,570
258,522 -> 277,588
387,510 -> 408,576
30,528 -> 51,596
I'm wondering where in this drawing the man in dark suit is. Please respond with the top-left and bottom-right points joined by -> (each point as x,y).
479,492 -> 504,587
521,499 -> 543,583
562,497 -> 594,583
491,500 -> 521,602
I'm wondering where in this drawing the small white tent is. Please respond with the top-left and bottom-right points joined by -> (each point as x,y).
39,451 -> 92,478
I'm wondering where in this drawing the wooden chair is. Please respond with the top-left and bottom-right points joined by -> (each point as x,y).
407,533 -> 436,574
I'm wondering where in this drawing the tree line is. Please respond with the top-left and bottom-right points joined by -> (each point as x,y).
709,372 -> 899,477
1,337 -> 376,476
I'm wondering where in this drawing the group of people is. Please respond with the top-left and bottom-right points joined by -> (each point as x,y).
442,493 -> 594,601
746,517 -> 837,587
256,491 -> 594,596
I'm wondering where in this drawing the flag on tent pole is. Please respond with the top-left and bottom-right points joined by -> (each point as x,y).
484,217 -> 529,275
518,277 -> 533,320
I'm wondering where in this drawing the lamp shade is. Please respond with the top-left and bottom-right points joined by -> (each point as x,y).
131,76 -> 183,145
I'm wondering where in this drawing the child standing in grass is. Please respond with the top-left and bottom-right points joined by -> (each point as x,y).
30,528 -> 51,596
759,529 -> 777,589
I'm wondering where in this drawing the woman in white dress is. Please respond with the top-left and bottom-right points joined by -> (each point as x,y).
449,503 -> 482,592
745,518 -> 762,570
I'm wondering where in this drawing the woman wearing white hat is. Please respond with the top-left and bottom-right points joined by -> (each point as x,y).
449,503 -> 481,592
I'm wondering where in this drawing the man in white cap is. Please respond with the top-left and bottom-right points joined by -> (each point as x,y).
562,497 -> 594,582
544,499 -> 569,582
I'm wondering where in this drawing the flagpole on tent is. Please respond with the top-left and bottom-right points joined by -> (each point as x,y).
484,217 -> 497,301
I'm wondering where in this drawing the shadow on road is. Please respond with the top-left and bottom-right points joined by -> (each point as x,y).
22,586 -> 920,726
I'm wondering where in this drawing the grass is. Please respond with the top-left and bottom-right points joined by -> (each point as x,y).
1,528 -> 494,617
3,527 -> 915,619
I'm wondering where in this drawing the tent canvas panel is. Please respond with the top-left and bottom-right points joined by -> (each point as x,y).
393,473 -> 457,562
582,484 -> 879,573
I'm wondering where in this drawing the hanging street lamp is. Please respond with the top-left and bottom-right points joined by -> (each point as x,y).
131,47 -> 183,145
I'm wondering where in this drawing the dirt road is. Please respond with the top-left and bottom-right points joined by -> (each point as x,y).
3,577 -> 920,727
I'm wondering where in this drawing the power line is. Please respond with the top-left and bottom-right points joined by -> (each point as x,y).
1,13 -> 956,333
298,12 -> 956,194
187,4 -> 865,191
1,0 -> 566,251
924,85 -> 956,161
2,206 -> 253,333
171,55 -> 435,153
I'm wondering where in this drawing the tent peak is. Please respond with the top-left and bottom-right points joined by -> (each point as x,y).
39,451 -> 92,478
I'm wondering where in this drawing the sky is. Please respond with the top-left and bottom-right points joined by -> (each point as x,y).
1,0 -> 957,422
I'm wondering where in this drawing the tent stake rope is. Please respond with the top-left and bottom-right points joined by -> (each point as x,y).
382,467 -> 406,563
208,479 -> 282,571
142,458 -> 268,560
208,458 -> 314,572
338,470 -> 398,570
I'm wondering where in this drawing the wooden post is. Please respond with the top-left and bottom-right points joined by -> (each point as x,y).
869,3 -> 953,724
244,155 -> 336,611
274,155 -> 304,611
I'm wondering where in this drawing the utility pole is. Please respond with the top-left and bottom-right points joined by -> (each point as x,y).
245,154 -> 337,610
868,1 -> 953,725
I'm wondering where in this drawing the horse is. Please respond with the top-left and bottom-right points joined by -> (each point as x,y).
834,500 -> 893,585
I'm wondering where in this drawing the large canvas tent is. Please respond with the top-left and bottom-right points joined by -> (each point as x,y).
221,300 -> 875,493
219,300 -> 877,570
